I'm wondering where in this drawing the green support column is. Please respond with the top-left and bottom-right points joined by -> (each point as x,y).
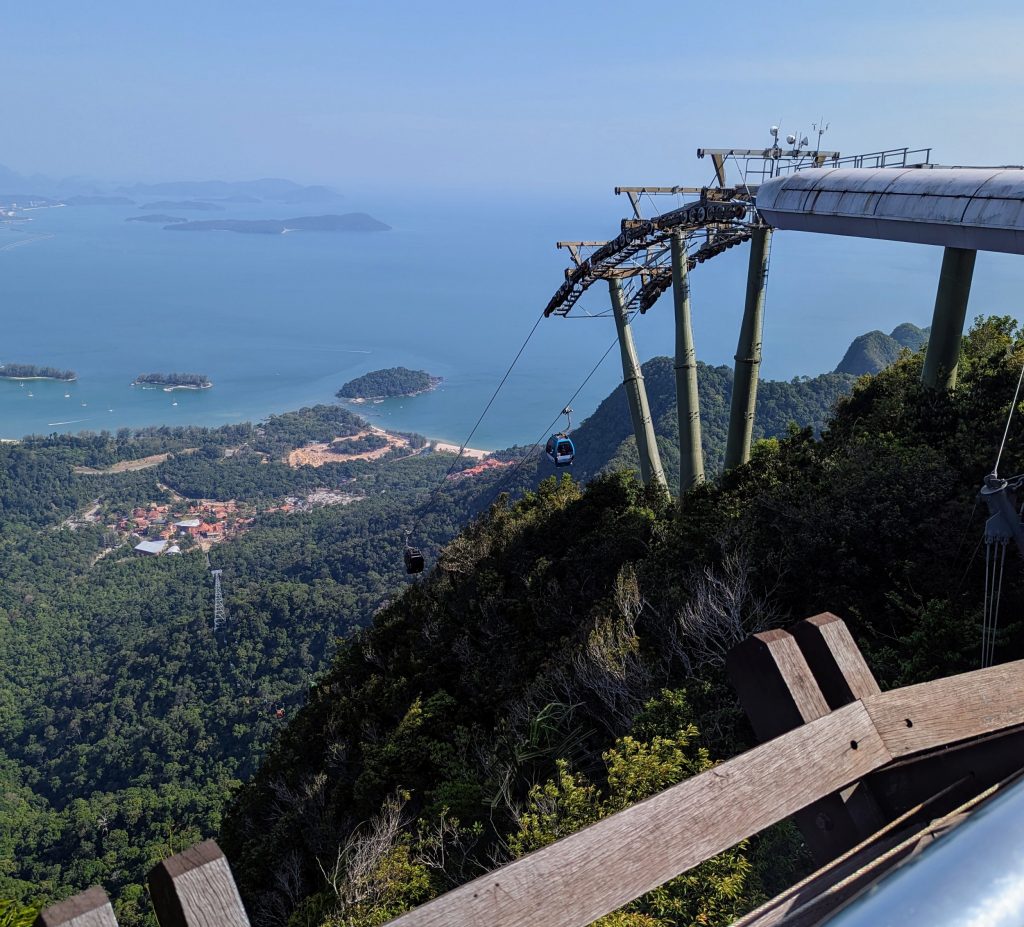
609,278 -> 668,492
671,232 -> 704,493
922,246 -> 977,390
724,227 -> 772,471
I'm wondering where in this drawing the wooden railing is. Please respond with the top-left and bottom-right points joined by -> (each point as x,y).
35,613 -> 1024,927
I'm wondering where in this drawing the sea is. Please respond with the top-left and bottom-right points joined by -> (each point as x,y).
2,192 -> 1023,449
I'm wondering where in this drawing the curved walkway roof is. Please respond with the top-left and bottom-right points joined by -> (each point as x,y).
755,167 -> 1024,254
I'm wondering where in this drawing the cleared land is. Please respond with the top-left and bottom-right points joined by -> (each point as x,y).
287,427 -> 409,467
74,452 -> 173,475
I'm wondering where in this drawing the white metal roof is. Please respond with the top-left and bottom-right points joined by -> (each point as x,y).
174,518 -> 202,528
755,167 -> 1024,254
134,540 -> 167,554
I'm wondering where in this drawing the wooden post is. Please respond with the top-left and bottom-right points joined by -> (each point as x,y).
790,613 -> 881,709
34,887 -> 119,927
148,840 -> 250,927
727,625 -> 882,861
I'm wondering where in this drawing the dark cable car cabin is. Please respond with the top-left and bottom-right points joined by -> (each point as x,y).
545,434 -> 575,467
404,546 -> 425,574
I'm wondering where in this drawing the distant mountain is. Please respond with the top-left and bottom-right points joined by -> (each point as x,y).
0,163 -> 346,204
834,323 -> 929,375
119,178 -> 343,203
63,195 -> 135,206
165,213 -> 391,234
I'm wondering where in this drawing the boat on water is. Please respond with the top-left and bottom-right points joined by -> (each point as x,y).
27,392 -> 33,397
64,392 -> 70,398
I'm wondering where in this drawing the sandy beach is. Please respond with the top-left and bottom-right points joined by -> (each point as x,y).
432,441 -> 489,460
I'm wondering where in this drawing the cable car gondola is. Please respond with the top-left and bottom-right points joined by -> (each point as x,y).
545,407 -> 575,467
404,545 -> 424,574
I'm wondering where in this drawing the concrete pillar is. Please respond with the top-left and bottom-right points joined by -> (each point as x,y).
671,232 -> 705,493
725,227 -> 772,470
609,278 -> 668,492
922,246 -> 976,390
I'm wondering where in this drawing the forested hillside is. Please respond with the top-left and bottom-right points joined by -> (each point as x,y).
223,318 -> 1024,927
566,357 -> 855,486
0,407 -> 512,925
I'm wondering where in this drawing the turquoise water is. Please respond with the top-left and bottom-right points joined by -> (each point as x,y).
2,194 -> 1023,447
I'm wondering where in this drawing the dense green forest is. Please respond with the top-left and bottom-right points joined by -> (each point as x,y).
0,365 -> 77,381
132,373 -> 211,388
565,357 -> 856,486
336,367 -> 441,399
222,318 -> 1024,926
0,320 -> 993,925
0,404 -> 511,925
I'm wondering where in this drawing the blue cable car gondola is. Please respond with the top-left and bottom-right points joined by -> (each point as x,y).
545,407 -> 575,467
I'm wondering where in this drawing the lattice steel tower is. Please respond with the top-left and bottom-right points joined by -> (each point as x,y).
211,569 -> 227,634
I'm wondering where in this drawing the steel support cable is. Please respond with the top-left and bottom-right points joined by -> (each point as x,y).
476,331 -> 623,512
405,310 -> 545,541
993,353 -> 1024,477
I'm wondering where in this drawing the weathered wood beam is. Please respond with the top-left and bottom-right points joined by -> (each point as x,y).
728,625 -> 884,861
148,840 -> 250,927
383,702 -> 888,927
34,886 -> 118,927
790,613 -> 881,709
862,660 -> 1024,757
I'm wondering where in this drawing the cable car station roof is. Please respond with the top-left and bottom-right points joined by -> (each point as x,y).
755,167 -> 1024,254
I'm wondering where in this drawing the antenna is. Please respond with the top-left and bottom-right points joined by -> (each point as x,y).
812,119 -> 830,153
211,569 -> 226,634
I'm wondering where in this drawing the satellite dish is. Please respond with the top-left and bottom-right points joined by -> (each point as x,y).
770,125 -> 780,138
786,134 -> 797,145
800,135 -> 809,147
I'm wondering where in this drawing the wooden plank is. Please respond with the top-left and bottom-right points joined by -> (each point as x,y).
863,659 -> 1024,757
728,627 -> 882,861
727,629 -> 831,741
869,724 -> 1024,818
383,702 -> 890,927
790,613 -> 881,709
148,840 -> 250,927
34,887 -> 118,927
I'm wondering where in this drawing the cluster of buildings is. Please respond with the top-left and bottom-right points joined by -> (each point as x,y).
127,501 -> 252,556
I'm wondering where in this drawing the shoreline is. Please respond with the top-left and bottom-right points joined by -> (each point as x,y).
0,375 -> 78,382
132,382 -> 213,392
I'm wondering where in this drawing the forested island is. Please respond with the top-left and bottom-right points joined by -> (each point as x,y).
125,214 -> 187,224
336,366 -> 441,399
165,212 -> 391,234
132,372 -> 212,390
0,363 -> 77,381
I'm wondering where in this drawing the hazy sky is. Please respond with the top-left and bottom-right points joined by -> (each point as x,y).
3,1 -> 1023,192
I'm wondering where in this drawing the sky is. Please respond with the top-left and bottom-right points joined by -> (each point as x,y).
3,1 -> 1024,193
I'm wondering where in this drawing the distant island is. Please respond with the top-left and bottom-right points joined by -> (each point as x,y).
126,214 -> 188,224
132,372 -> 212,391
165,213 -> 391,235
0,363 -> 77,381
337,367 -> 441,400
63,195 -> 135,206
142,200 -> 224,211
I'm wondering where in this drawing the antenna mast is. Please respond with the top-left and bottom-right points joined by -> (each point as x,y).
211,569 -> 227,634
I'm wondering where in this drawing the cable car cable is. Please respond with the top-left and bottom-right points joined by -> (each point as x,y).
405,309 -> 546,542
476,330 -> 622,513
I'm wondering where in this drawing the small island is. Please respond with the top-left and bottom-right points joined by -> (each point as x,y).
0,363 -> 77,381
126,214 -> 188,224
133,372 -> 212,391
337,367 -> 441,400
165,213 -> 391,235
